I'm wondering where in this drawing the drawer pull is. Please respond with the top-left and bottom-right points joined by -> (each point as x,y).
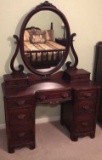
61,93 -> 69,98
15,100 -> 26,106
39,96 -> 47,101
17,132 -> 26,138
77,76 -> 82,79
50,101 -> 59,105
81,122 -> 88,127
82,106 -> 90,110
17,114 -> 26,120
83,93 -> 92,98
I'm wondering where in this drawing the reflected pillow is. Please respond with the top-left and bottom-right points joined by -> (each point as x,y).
30,30 -> 46,43
24,28 -> 37,41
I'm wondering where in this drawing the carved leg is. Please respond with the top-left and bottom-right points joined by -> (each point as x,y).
60,118 -> 64,125
70,134 -> 78,141
90,132 -> 95,139
29,143 -> 35,150
8,146 -> 15,153
30,103 -> 36,150
60,104 -> 64,125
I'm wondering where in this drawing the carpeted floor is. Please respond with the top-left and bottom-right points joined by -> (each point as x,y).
0,121 -> 102,160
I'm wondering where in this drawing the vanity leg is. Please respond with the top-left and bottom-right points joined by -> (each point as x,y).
90,132 -> 95,139
60,119 -> 64,125
70,134 -> 78,141
8,146 -> 15,153
60,104 -> 64,125
30,107 -> 36,150
29,144 -> 35,150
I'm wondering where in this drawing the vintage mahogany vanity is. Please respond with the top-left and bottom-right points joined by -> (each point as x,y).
2,1 -> 100,153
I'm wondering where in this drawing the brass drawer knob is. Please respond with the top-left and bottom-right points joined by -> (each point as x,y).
81,122 -> 88,127
61,93 -> 69,98
15,100 -> 26,106
49,101 -> 59,105
17,132 -> 26,138
39,96 -> 47,101
17,114 -> 26,120
82,106 -> 90,110
83,93 -> 92,98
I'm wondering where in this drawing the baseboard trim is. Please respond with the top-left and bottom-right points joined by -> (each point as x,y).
36,116 -> 60,124
0,116 -> 60,129
0,124 -> 6,129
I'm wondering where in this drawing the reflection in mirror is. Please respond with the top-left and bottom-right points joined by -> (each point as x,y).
23,11 -> 67,69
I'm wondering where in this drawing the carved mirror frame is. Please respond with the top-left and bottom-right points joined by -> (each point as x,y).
10,1 -> 78,76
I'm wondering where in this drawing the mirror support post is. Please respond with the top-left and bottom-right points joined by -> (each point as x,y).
66,33 -> 78,70
10,35 -> 25,75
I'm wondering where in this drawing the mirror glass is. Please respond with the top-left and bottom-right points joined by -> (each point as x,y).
20,1 -> 70,76
23,10 -> 67,70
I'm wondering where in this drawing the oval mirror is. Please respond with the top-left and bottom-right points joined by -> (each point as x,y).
20,1 -> 70,76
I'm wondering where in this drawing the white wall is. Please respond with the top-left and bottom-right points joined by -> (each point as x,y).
0,0 -> 102,124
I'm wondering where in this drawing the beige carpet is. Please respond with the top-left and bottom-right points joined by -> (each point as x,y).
0,121 -> 102,160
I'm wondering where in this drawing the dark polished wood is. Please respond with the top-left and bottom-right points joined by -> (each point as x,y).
2,68 -> 100,153
10,1 -> 79,76
1,1 -> 100,154
55,38 -> 66,46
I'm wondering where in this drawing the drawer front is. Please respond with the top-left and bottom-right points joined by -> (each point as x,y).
8,107 -> 34,125
6,96 -> 34,108
5,79 -> 28,86
77,100 -> 97,114
71,74 -> 90,81
77,90 -> 97,100
36,90 -> 72,104
75,116 -> 95,133
11,130 -> 34,145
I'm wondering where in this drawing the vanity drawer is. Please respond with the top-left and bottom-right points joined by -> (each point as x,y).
75,116 -> 95,133
5,96 -> 34,108
5,79 -> 28,86
35,89 -> 72,103
63,69 -> 90,82
76,100 -> 97,114
11,130 -> 34,145
77,90 -> 98,100
8,107 -> 34,125
4,74 -> 28,87
70,74 -> 90,82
